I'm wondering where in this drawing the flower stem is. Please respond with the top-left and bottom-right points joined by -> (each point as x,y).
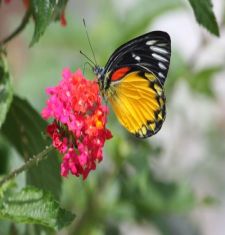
0,9 -> 31,45
0,145 -> 54,187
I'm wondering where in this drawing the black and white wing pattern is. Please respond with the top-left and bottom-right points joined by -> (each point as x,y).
104,31 -> 171,86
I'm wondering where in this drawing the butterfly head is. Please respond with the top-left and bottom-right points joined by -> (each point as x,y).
93,65 -> 107,91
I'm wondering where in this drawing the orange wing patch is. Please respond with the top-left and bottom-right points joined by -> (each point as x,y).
111,67 -> 131,81
106,71 -> 166,138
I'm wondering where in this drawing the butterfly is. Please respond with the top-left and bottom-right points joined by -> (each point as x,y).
92,31 -> 171,138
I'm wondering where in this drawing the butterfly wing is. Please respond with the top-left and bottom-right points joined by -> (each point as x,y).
106,70 -> 165,138
104,31 -> 171,86
102,31 -> 171,138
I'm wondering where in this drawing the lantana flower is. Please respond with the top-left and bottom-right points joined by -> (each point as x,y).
42,68 -> 112,179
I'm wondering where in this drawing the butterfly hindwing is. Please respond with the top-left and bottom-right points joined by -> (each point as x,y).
106,70 -> 166,138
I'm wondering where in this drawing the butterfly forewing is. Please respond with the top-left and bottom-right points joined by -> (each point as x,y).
105,31 -> 171,86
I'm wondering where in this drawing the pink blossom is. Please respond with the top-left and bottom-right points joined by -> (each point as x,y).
42,68 -> 112,179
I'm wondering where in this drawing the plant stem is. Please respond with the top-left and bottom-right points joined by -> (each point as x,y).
0,10 -> 31,45
0,145 -> 54,187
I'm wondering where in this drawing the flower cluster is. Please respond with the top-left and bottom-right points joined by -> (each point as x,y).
42,68 -> 112,179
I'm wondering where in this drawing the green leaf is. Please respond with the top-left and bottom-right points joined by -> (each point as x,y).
0,186 -> 75,230
1,96 -> 62,200
188,0 -> 220,36
0,136 -> 10,175
52,0 -> 68,22
0,53 -> 13,128
30,0 -> 55,46
188,66 -> 222,97
30,0 -> 68,46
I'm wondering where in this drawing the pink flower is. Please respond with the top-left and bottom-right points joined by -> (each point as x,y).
42,68 -> 112,179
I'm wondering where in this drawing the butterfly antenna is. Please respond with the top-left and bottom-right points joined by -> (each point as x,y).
83,18 -> 98,66
80,50 -> 95,68
82,61 -> 96,75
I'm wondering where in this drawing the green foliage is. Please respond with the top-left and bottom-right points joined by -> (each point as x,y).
0,52 -> 13,128
188,66 -> 222,97
121,171 -> 195,215
1,96 -> 62,200
30,0 -> 68,46
0,186 -> 75,230
0,137 -> 9,175
117,0 -> 181,42
188,0 -> 220,36
117,139 -> 195,216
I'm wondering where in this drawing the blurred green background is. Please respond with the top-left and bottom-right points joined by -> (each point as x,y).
0,0 -> 225,234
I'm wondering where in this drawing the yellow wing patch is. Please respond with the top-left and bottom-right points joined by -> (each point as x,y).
106,71 -> 166,138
